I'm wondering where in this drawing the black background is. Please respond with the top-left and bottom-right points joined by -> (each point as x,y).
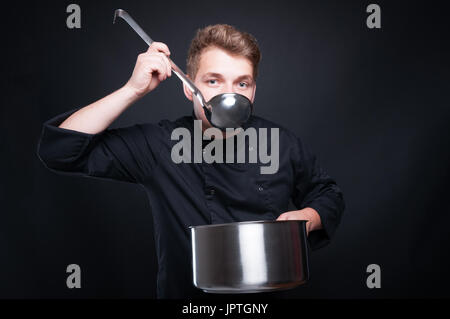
1,0 -> 449,299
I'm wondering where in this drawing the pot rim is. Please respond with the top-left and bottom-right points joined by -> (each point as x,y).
188,219 -> 308,229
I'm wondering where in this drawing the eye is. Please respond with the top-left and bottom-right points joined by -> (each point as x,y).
238,82 -> 248,88
208,79 -> 217,85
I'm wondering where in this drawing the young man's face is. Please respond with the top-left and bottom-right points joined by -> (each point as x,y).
183,46 -> 257,129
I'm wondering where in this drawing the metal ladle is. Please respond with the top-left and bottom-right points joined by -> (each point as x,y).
113,9 -> 253,130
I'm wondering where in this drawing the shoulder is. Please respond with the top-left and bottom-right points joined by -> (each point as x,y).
159,115 -> 194,130
137,115 -> 194,135
249,115 -> 300,143
250,115 -> 313,163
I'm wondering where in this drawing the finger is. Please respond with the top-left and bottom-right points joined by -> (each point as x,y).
143,54 -> 171,78
147,41 -> 171,56
155,52 -> 172,77
164,56 -> 172,77
276,213 -> 288,221
145,59 -> 167,81
145,55 -> 167,73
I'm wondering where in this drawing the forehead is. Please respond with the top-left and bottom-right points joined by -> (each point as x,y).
196,46 -> 253,79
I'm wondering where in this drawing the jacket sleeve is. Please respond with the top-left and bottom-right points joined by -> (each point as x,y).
37,108 -> 164,184
291,137 -> 345,250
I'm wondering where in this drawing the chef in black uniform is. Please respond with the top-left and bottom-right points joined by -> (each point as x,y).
38,24 -> 345,298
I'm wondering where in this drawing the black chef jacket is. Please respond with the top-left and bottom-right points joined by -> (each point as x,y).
37,107 -> 345,299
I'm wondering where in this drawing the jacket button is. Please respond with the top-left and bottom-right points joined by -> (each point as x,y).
258,186 -> 264,192
209,188 -> 215,195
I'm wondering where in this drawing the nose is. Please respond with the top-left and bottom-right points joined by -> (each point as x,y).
222,82 -> 236,94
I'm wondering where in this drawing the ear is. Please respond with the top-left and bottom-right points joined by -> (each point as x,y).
183,75 -> 193,101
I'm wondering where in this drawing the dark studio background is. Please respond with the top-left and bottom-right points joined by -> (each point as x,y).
1,0 -> 449,299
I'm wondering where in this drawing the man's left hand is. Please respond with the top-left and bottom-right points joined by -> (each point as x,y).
276,207 -> 322,236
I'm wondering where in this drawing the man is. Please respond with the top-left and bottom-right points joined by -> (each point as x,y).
37,24 -> 345,298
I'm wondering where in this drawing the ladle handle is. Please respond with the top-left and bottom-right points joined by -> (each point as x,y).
113,9 -> 206,105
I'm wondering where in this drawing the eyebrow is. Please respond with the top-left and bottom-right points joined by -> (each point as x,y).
201,72 -> 254,83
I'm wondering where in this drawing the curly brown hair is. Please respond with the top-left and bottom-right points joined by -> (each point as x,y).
186,24 -> 262,80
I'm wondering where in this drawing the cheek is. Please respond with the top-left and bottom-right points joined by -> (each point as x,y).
196,84 -> 219,101
242,88 -> 255,102
203,90 -> 218,101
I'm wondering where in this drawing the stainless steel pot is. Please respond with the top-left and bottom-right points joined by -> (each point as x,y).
190,220 -> 310,293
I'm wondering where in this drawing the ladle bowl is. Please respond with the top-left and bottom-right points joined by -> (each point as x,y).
200,93 -> 253,130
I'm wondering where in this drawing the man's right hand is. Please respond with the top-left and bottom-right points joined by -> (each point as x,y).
58,42 -> 173,134
125,42 -> 173,97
